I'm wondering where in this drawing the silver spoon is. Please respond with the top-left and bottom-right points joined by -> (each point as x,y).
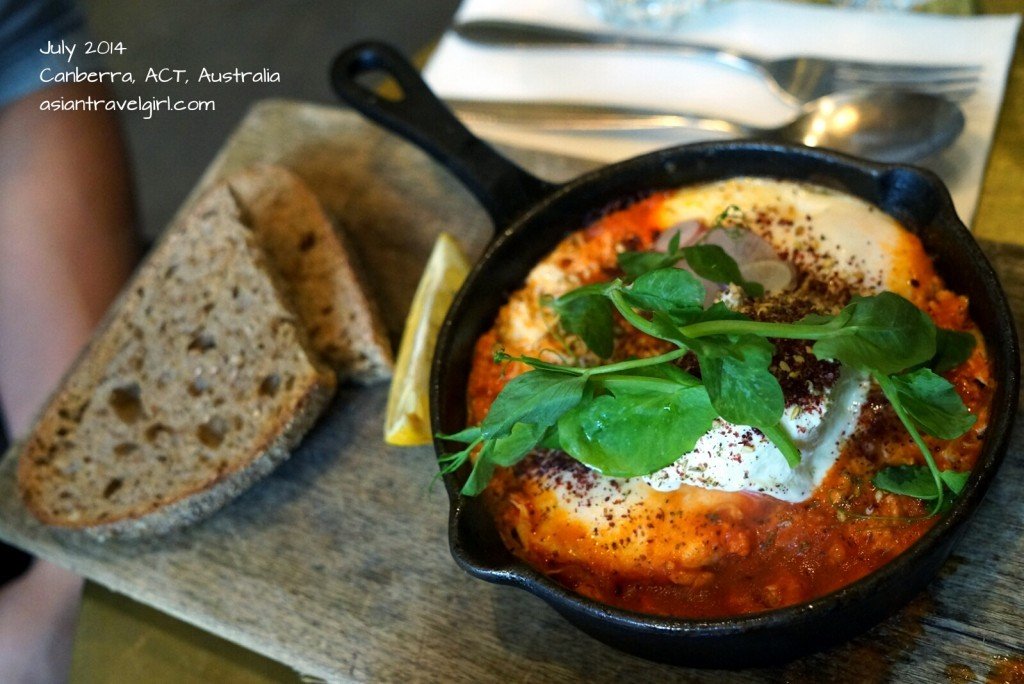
445,89 -> 965,163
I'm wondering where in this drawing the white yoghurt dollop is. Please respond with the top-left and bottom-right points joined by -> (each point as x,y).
643,368 -> 871,502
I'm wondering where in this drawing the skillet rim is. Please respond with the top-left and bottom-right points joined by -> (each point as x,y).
428,140 -> 1019,648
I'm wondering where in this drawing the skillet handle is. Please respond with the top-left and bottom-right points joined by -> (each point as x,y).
331,41 -> 556,231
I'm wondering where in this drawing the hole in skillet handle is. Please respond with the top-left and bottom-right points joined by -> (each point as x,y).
330,41 -> 555,230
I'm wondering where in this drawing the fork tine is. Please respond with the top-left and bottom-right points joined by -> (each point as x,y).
839,76 -> 980,89
834,62 -> 982,81
834,80 -> 977,101
835,73 -> 978,92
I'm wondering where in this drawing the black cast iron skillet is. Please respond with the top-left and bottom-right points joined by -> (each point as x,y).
331,41 -> 1019,667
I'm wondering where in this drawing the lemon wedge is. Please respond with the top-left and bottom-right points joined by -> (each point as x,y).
384,232 -> 471,445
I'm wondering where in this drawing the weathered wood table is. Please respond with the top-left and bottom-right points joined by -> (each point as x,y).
1,97 -> 1023,683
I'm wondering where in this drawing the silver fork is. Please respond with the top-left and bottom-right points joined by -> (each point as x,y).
453,19 -> 982,105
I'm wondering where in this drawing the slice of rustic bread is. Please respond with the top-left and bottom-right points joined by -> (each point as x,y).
17,185 -> 336,539
226,164 -> 393,385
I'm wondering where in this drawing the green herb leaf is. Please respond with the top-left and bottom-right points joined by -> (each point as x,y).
461,422 -> 556,495
623,268 -> 706,315
690,334 -> 784,427
549,282 -> 620,358
874,372 -> 948,514
930,328 -> 976,373
796,311 -> 849,327
939,469 -> 970,494
439,425 -> 481,444
888,368 -> 976,439
653,302 -> 748,336
667,230 -> 681,254
618,250 -> 679,280
681,244 -> 764,297
446,233 -> 974,508
616,230 -> 764,299
812,293 -> 937,375
552,281 -> 617,304
480,370 -> 587,440
607,289 -> 686,343
873,465 -> 941,500
461,441 -> 495,495
537,425 -> 562,450
553,294 -> 615,358
624,361 -> 701,386
872,464 -> 970,502
636,310 -> 687,342
496,351 -> 586,375
438,436 -> 483,477
490,422 -> 548,466
557,381 -> 717,477
690,302 -> 751,326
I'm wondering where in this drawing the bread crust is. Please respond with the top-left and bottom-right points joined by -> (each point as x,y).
227,164 -> 393,384
20,382 -> 331,540
17,183 -> 336,538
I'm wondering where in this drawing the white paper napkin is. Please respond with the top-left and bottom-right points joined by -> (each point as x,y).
423,0 -> 1020,225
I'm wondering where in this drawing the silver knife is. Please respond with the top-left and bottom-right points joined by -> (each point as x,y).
445,98 -> 744,134
452,18 -> 743,63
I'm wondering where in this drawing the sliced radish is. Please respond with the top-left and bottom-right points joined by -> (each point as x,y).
654,219 -> 704,252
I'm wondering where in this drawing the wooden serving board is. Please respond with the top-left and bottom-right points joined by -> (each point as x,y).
1,100 -> 1022,683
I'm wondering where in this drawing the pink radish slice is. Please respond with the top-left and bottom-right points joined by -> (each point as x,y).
653,221 -> 794,300
702,228 -> 779,264
708,230 -> 794,292
654,220 -> 704,252
740,259 -> 795,293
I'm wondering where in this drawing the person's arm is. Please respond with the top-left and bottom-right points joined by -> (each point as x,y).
0,81 -> 140,435
0,80 -> 139,684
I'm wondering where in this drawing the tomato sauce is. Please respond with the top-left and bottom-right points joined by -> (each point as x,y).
465,182 -> 994,618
